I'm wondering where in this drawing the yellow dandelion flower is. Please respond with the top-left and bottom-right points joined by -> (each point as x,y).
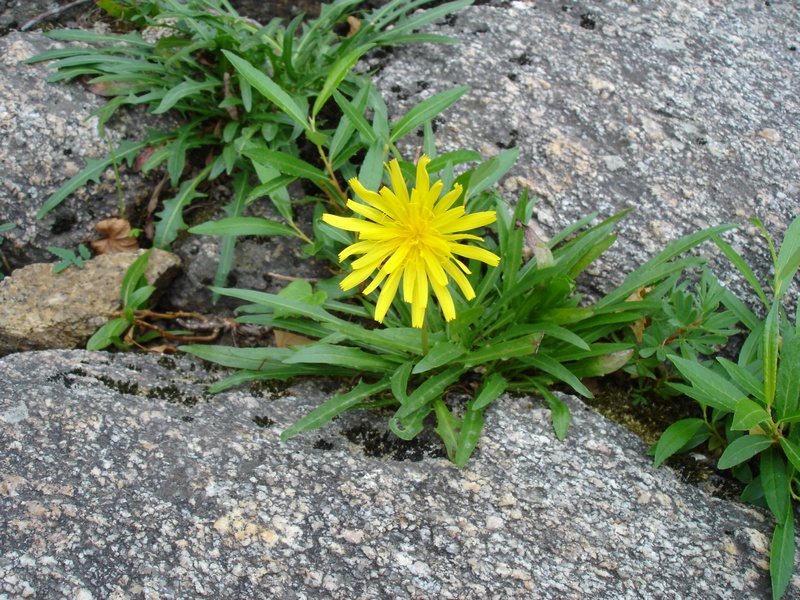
322,155 -> 500,328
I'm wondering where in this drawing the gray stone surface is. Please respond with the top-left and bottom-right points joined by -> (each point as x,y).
0,249 -> 180,355
1,349 -> 798,599
0,32 -> 170,268
371,0 -> 800,302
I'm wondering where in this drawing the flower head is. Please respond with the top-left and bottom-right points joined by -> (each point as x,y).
323,155 -> 500,328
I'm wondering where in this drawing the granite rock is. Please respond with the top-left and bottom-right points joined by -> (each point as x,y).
1,349 -> 798,599
0,31 -> 172,269
0,249 -> 180,355
371,0 -> 800,303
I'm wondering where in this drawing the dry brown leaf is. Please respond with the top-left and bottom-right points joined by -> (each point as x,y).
625,286 -> 653,343
91,218 -> 139,254
346,16 -> 361,37
274,330 -> 315,348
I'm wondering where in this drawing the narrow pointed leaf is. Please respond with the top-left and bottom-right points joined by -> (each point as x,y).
281,378 -> 391,441
189,216 -> 296,237
717,434 -> 773,470
283,344 -> 397,373
433,398 -> 461,463
770,518 -> 795,600
470,373 -> 508,411
761,448 -> 791,524
223,50 -> 309,131
312,44 -> 375,118
389,86 -> 470,142
455,407 -> 485,468
37,139 -> 150,218
669,355 -> 745,413
731,398 -> 773,431
413,341 -> 466,374
653,418 -> 709,468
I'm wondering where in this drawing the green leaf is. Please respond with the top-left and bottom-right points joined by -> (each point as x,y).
120,249 -> 151,306
774,215 -> 800,299
426,150 -> 482,173
283,344 -> 397,373
312,44 -> 375,118
712,234 -> 769,308
717,357 -> 766,404
761,447 -> 791,524
461,335 -> 539,367
152,78 -> 218,114
523,353 -> 593,398
653,418 -> 709,468
778,437 -> 800,473
669,355 -> 746,413
390,361 -> 414,404
153,165 -> 210,249
775,333 -> 800,421
358,138 -> 388,192
595,224 -> 737,311
732,398 -> 773,431
126,285 -> 155,310
433,398 -> 461,463
37,139 -> 150,218
389,404 -> 432,440
771,517 -> 795,600
763,301 -> 780,408
244,147 -> 327,181
413,341 -> 466,374
332,89 -> 377,145
180,345 -> 293,370
542,389 -> 572,441
86,317 -> 130,351
470,373 -> 508,411
717,434 -> 773,470
281,378 -> 392,441
211,287 -> 340,324
389,86 -> 470,142
189,216 -> 296,237
455,406 -> 485,468
223,50 -> 309,131
463,148 -> 519,200
394,365 -> 466,420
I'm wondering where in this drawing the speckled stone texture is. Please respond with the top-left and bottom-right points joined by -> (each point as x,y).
0,249 -> 180,356
0,32 -> 173,268
1,350 -> 798,599
371,0 -> 799,302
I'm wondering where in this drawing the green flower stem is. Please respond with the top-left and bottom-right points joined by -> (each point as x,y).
288,221 -> 313,244
421,315 -> 429,355
314,140 -> 346,211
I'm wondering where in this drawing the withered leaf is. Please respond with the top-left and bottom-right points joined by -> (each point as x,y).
274,330 -> 314,348
91,218 -> 140,254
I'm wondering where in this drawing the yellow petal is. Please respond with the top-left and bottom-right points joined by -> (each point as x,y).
431,277 -> 456,322
350,178 -> 401,219
403,257 -> 417,303
340,265 -> 375,290
438,211 -> 497,234
374,269 -> 403,323
421,249 -> 448,287
450,244 -> 501,266
339,240 -> 375,261
350,243 -> 397,270
382,241 -> 412,273
323,214 -> 384,234
434,205 -> 466,229
386,159 -> 409,204
432,184 -> 463,216
443,260 -> 477,300
363,266 -> 389,295
415,155 -> 431,198
346,199 -> 390,224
